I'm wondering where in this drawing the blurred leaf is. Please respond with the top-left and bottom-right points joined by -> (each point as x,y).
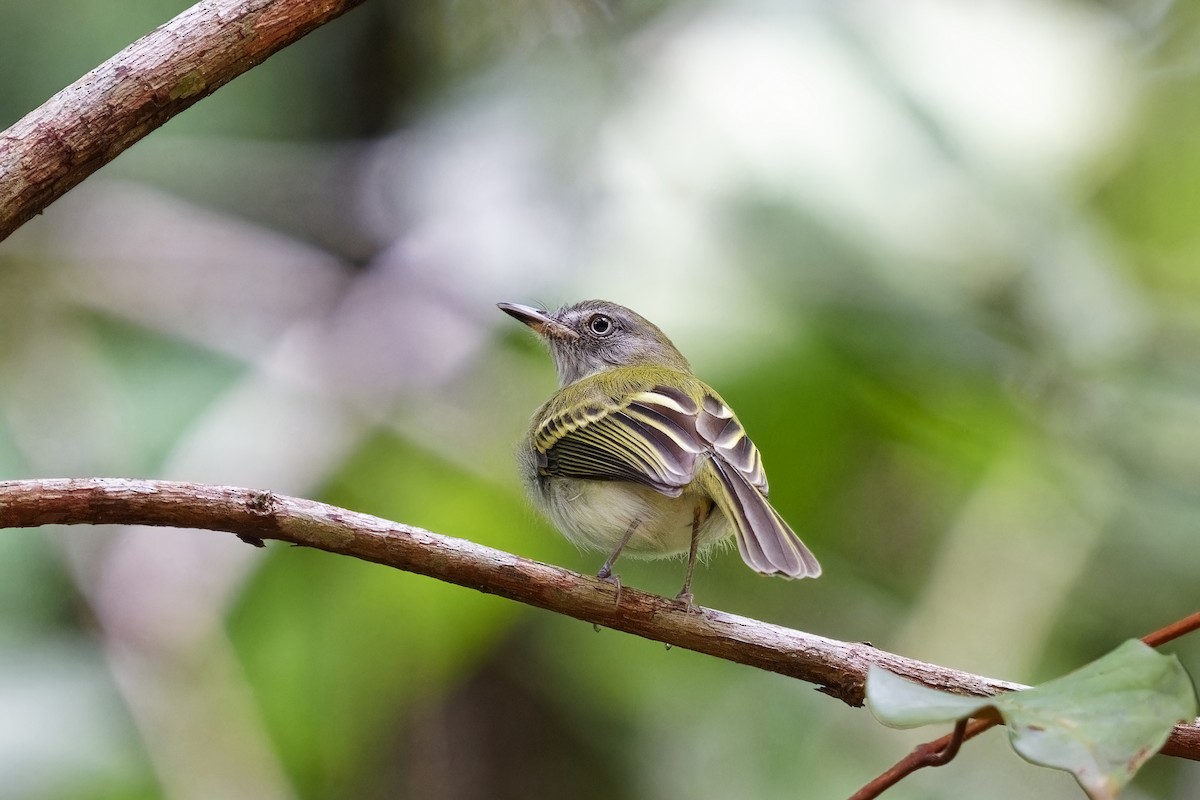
86,313 -> 245,470
0,640 -> 154,800
868,640 -> 1198,799
0,0 -> 184,122
229,431 -> 529,794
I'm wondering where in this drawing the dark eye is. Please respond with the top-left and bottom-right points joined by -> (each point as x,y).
587,314 -> 615,336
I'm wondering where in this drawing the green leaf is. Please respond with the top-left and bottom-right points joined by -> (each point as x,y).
228,431 -> 531,790
867,640 -> 1198,799
866,665 -> 993,727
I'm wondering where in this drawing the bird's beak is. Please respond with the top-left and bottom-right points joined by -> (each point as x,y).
497,302 -> 579,340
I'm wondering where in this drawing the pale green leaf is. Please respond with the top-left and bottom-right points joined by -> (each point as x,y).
867,640 -> 1198,799
866,665 -> 992,727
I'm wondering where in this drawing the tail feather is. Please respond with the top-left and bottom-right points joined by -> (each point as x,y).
709,458 -> 821,578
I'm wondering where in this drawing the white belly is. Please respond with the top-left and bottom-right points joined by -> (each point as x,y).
537,478 -> 732,558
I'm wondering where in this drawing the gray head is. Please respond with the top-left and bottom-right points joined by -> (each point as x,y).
498,299 -> 692,386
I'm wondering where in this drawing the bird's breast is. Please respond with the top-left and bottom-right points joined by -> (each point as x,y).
535,477 -> 729,558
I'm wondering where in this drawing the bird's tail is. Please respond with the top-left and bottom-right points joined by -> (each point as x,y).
706,458 -> 821,578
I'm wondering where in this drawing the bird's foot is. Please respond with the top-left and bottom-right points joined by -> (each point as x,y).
674,590 -> 702,615
597,567 -> 622,607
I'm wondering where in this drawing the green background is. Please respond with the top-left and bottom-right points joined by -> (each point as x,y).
1,1 -> 1198,798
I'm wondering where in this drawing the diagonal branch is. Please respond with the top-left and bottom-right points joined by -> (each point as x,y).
1,477 -> 1198,761
0,0 -> 368,242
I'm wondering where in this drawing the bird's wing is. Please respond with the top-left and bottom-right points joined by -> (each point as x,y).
533,382 -> 768,498
534,381 -> 821,578
533,385 -> 706,497
692,394 -> 768,492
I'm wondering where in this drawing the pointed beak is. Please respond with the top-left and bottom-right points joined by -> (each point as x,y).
497,302 -> 579,340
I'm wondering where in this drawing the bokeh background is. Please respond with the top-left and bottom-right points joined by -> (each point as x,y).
1,0 -> 1199,798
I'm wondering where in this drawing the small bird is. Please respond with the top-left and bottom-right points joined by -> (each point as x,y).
499,299 -> 820,606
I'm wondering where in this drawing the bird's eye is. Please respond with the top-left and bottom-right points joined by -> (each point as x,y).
587,314 -> 615,336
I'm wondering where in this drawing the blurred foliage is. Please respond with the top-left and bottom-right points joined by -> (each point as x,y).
2,0 -> 1200,799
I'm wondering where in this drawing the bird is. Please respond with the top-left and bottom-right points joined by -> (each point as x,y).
498,298 -> 821,607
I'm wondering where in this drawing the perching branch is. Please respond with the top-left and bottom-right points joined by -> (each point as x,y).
1,478 -> 1198,762
0,0 -> 367,242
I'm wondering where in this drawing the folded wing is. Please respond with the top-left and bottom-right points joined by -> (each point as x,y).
534,383 -> 821,578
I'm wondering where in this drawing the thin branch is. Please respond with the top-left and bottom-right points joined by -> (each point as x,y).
850,718 -> 998,800
1143,610 -> 1200,648
0,0 -> 367,242
1,478 -> 1197,762
848,717 -> 985,800
924,718 -> 971,767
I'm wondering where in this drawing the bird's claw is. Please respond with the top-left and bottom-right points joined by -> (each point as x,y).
597,568 -> 622,606
674,590 -> 701,615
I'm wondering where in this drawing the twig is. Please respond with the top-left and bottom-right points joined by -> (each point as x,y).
1143,610 -> 1200,648
849,718 -> 996,800
0,478 -> 1197,761
0,0 -> 367,242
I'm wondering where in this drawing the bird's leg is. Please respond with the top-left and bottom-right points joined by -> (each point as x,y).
597,519 -> 639,606
675,506 -> 704,613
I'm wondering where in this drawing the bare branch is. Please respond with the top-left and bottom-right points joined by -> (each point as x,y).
0,0 -> 367,242
1143,610 -> 1200,649
1,478 -> 1197,762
